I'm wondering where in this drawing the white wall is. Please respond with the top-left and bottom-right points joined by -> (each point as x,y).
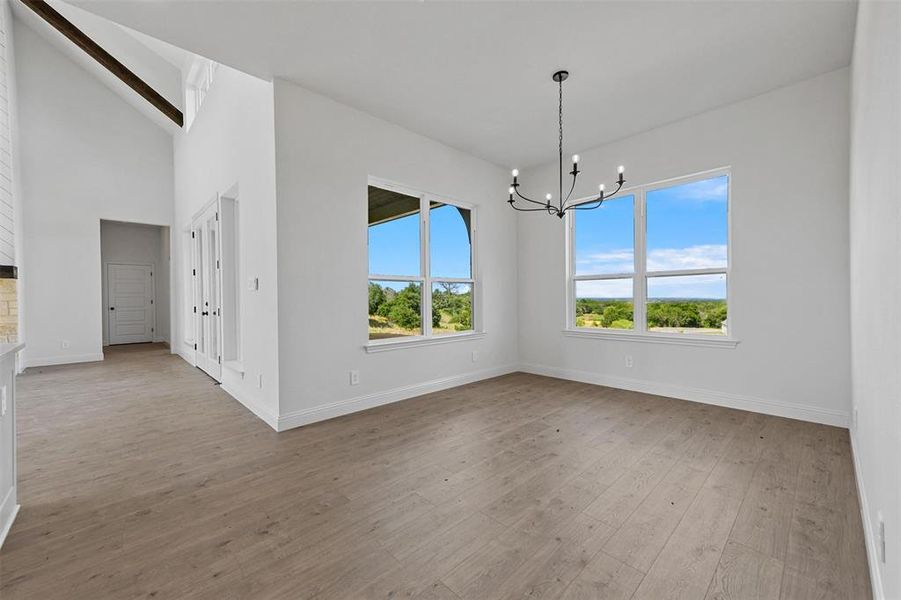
100,220 -> 169,345
517,68 -> 851,427
15,20 -> 173,365
0,2 -> 17,266
14,19 -> 173,367
849,2 -> 901,598
272,80 -> 518,429
0,0 -> 19,549
2,1 -> 24,349
171,64 -> 280,426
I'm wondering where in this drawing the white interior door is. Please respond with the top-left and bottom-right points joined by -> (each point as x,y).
192,203 -> 222,381
108,263 -> 155,345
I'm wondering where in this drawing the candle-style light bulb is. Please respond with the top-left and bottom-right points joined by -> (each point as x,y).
512,169 -> 519,177
572,154 -> 580,164
545,193 -> 552,201
617,165 -> 625,174
599,184 -> 605,192
617,165 -> 625,185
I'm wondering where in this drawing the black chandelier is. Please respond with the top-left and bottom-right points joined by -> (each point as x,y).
507,70 -> 626,219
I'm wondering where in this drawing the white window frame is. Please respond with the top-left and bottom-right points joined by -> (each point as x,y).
366,177 -> 482,352
565,166 -> 738,349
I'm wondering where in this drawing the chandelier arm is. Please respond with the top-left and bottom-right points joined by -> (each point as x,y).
568,200 -> 604,211
563,171 -> 577,207
561,180 -> 625,213
509,203 -> 558,213
514,188 -> 551,208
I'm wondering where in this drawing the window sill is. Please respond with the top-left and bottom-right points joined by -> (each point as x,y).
562,328 -> 740,348
365,331 -> 485,353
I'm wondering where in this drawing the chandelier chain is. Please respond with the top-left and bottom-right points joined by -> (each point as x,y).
558,78 -> 563,211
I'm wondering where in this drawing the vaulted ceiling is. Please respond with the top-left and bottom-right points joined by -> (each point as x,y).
67,1 -> 857,167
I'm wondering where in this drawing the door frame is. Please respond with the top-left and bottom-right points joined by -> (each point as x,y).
105,261 -> 156,346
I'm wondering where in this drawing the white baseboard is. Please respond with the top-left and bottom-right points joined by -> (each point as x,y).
220,381 -> 279,432
518,363 -> 849,428
23,352 -> 105,369
850,433 -> 884,600
0,485 -> 19,550
277,364 -> 519,432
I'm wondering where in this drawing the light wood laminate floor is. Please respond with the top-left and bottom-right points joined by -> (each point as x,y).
0,344 -> 870,599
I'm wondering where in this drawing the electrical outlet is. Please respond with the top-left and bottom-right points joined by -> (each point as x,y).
624,355 -> 633,368
349,370 -> 360,386
248,277 -> 259,291
471,351 -> 479,363
61,340 -> 70,349
878,512 -> 886,563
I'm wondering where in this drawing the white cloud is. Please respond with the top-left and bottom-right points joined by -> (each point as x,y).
648,274 -> 726,299
576,278 -> 633,298
647,244 -> 726,271
659,177 -> 728,204
576,248 -> 634,274
578,244 -> 726,274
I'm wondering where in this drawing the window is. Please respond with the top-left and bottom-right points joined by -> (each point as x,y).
184,58 -> 218,130
368,181 -> 476,344
569,169 -> 731,341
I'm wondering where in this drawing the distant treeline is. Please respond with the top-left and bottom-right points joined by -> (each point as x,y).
575,298 -> 726,329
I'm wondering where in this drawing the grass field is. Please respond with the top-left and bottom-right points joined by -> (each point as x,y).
369,312 -> 470,339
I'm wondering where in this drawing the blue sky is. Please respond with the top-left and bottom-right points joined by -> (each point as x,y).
369,204 -> 471,286
576,175 -> 728,299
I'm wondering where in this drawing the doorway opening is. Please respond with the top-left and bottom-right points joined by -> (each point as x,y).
100,220 -> 171,347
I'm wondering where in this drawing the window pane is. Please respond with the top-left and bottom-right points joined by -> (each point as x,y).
647,274 -> 727,335
646,175 -> 728,271
368,280 -> 423,339
368,186 -> 420,276
574,279 -> 634,330
575,195 -> 634,276
430,202 -> 472,278
432,282 -> 472,335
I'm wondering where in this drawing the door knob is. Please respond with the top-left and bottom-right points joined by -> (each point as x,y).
109,307 -> 115,311
202,311 -> 209,316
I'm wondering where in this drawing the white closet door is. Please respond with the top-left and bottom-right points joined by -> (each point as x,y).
108,264 -> 154,345
192,203 -> 222,381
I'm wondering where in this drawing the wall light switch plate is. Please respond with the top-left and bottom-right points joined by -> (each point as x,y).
624,355 -> 634,368
61,340 -> 71,349
248,277 -> 259,291
350,370 -> 360,386
471,351 -> 479,363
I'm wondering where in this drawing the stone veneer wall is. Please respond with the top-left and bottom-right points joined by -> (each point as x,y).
0,279 -> 16,343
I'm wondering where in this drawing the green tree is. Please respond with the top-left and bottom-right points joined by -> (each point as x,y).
388,303 -> 420,330
601,303 -> 633,327
368,282 -> 385,314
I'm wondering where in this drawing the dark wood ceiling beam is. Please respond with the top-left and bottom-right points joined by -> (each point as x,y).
19,0 -> 184,127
